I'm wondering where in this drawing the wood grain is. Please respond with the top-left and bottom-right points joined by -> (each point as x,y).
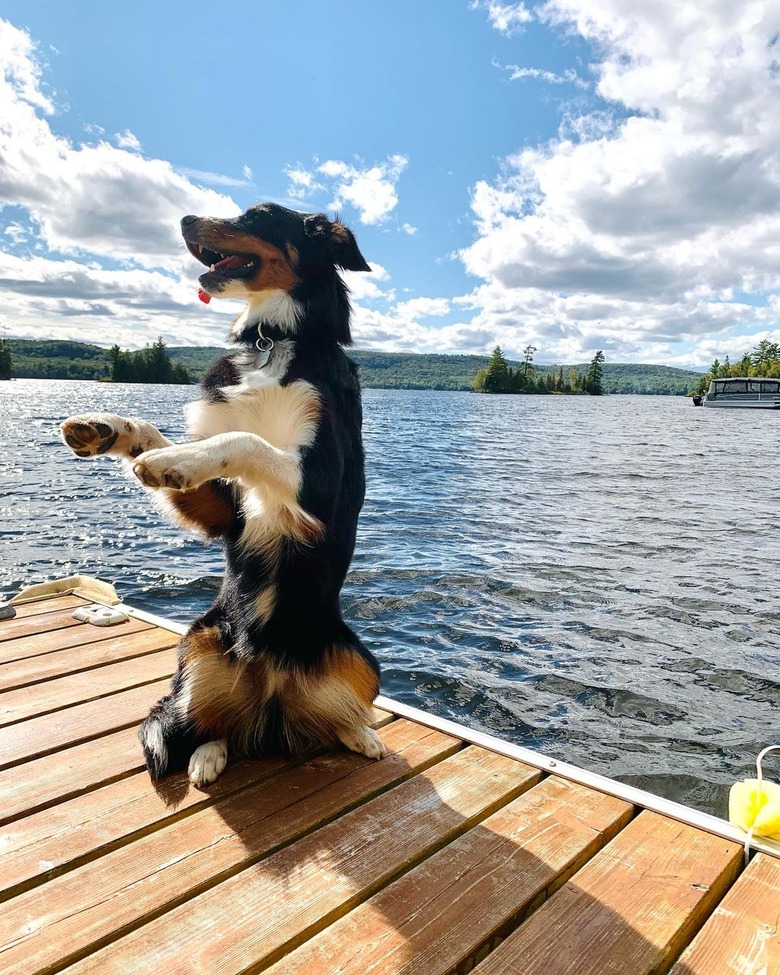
0,677 -> 170,769
266,775 -> 633,975
670,853 -> 780,975
6,596 -> 87,619
0,725 -> 146,824
0,648 -> 175,726
0,607 -> 85,644
0,627 -> 179,692
0,616 -> 152,665
0,721 -> 464,975
470,809 -> 743,975
1,708 -> 395,898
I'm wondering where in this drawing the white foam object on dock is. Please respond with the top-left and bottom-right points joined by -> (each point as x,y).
72,604 -> 129,626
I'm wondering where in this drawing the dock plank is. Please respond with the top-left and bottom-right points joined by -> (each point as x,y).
0,616 -> 153,665
3,591 -> 779,975
0,704 -> 393,826
0,627 -> 179,692
6,596 -> 87,619
0,677 -> 171,769
0,721 -> 463,975
0,708 -> 395,899
266,775 -> 632,975
670,853 -> 780,975
0,648 -> 175,726
0,606 -> 85,644
0,725 -> 146,824
61,747 -> 538,975
470,810 -> 743,975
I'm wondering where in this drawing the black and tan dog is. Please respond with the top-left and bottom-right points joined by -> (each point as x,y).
61,203 -> 385,787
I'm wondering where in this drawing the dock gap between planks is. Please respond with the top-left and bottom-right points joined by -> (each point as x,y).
0,592 -> 778,975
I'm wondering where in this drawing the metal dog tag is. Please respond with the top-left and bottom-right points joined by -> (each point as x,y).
256,336 -> 274,368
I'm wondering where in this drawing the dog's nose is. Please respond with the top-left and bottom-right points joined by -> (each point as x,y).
181,214 -> 198,227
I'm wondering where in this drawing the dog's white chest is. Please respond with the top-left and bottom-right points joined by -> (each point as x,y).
187,379 -> 320,453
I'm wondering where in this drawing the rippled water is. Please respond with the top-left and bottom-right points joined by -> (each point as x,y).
2,378 -> 779,816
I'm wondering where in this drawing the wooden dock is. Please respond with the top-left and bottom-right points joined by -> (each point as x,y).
1,583 -> 779,975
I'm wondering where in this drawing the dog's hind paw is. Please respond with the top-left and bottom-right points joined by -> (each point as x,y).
338,725 -> 387,760
188,739 -> 228,788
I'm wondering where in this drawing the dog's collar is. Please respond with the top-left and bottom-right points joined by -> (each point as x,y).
233,318 -> 290,348
255,326 -> 274,369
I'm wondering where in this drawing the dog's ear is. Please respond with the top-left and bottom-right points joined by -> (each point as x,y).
304,213 -> 372,272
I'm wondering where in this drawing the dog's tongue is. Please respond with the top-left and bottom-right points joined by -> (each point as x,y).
197,288 -> 211,304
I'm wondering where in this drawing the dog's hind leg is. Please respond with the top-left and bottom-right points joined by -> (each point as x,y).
336,724 -> 386,760
282,645 -> 387,761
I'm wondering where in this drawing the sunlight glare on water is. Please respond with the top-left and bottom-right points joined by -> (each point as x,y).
1,378 -> 779,816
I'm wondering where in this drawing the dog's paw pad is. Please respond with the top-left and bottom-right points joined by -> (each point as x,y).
162,470 -> 187,490
188,740 -> 228,788
61,418 -> 120,457
340,726 -> 387,760
133,448 -> 201,491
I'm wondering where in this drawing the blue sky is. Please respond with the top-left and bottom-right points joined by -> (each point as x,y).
0,1 -> 778,365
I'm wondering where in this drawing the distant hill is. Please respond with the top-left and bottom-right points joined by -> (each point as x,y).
6,338 -> 703,394
165,346 -> 702,394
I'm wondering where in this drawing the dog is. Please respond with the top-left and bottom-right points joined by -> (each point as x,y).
61,203 -> 385,787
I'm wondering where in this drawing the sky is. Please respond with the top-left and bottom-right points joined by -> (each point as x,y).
0,0 -> 778,366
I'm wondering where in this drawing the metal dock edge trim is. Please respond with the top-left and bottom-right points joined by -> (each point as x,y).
109,599 -> 780,861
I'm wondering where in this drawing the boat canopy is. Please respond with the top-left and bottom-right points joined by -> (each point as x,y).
710,377 -> 780,394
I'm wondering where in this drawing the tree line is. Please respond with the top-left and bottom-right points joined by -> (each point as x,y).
474,345 -> 605,395
0,333 -> 11,381
109,337 -> 190,384
694,339 -> 780,394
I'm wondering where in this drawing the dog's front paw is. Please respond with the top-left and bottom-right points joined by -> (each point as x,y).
188,739 -> 228,788
133,445 -> 205,491
61,414 -> 132,458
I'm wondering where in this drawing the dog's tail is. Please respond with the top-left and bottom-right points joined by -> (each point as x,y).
138,693 -> 202,780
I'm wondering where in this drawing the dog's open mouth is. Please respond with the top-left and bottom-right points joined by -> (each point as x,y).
186,241 -> 259,280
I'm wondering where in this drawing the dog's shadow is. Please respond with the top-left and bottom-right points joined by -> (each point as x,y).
148,721 -> 677,975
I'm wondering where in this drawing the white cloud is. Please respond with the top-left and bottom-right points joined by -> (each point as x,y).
176,167 -> 255,189
285,155 -> 408,225
472,1 -> 533,36
3,9 -> 776,367
395,297 -> 451,319
460,0 -> 780,363
0,19 -> 240,274
285,164 -> 326,200
4,221 -> 27,243
497,60 -> 589,89
340,263 -> 392,302
115,129 -> 141,152
401,222 -> 418,235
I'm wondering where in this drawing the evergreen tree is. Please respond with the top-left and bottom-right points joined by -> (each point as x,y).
521,344 -> 537,389
474,346 -> 511,392
586,350 -> 605,395
752,339 -> 780,368
0,331 -> 12,381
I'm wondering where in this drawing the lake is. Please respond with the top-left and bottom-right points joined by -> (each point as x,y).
1,378 -> 779,817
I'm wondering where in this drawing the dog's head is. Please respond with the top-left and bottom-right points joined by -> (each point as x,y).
181,203 -> 370,344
